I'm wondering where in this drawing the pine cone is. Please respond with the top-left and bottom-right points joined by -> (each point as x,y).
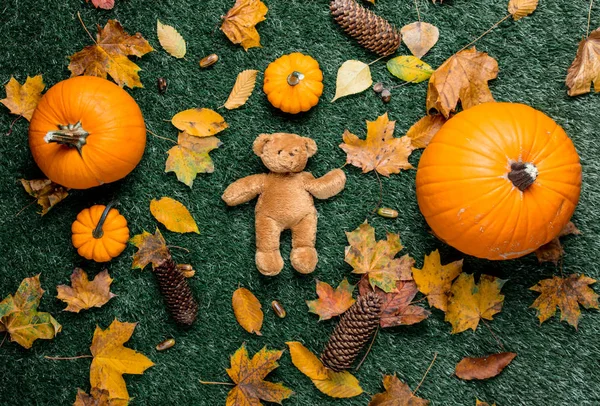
154,258 -> 198,326
330,0 -> 401,56
321,292 -> 382,371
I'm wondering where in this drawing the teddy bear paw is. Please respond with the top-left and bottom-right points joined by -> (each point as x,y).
256,250 -> 284,276
290,247 -> 318,274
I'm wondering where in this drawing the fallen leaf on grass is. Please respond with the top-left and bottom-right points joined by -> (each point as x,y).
225,344 -> 293,405
157,20 -> 186,58
90,319 -> 154,402
508,0 -> 539,20
455,352 -> 516,380
332,60 -> 372,102
387,56 -> 434,83
68,20 -> 153,89
369,374 -> 430,405
476,400 -> 497,406
171,108 -> 228,137
426,47 -> 498,118
130,229 -> 171,270
0,274 -> 61,349
165,132 -> 222,187
401,22 -> 439,58
74,388 -> 118,406
306,279 -> 356,321
221,0 -> 268,51
223,69 -> 259,109
150,197 -> 199,234
445,274 -> 506,334
340,113 -> 415,177
412,250 -> 463,312
535,221 -> 581,264
566,29 -> 600,96
232,287 -> 263,335
406,115 -> 446,149
530,274 -> 599,328
20,178 -> 69,215
86,0 -> 115,10
1,75 -> 44,121
286,341 -> 363,398
56,269 -> 116,313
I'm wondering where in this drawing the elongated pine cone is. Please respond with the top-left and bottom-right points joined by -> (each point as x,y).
154,258 -> 198,326
321,292 -> 382,371
330,0 -> 401,56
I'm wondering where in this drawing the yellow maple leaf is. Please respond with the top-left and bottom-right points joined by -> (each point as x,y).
412,250 -> 463,312
165,132 -> 222,188
0,75 -> 44,121
171,108 -> 228,137
20,178 -> 69,215
89,319 -> 154,402
56,268 -> 116,313
339,113 -> 415,177
232,287 -> 263,335
220,0 -> 268,51
445,273 -> 506,334
68,20 -> 153,89
130,229 -> 171,269
306,279 -> 356,321
566,29 -> 600,96
369,374 -> 430,405
150,197 -> 199,234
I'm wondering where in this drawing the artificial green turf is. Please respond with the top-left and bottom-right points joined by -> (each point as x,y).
1,0 -> 600,404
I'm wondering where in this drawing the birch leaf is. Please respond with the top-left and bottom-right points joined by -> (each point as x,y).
223,69 -> 259,109
332,60 -> 372,102
157,20 -> 186,58
400,22 -> 439,58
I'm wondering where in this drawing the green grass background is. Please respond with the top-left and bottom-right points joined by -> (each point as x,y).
1,0 -> 599,404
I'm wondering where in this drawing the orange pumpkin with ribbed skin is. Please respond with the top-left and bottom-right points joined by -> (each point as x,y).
416,102 -> 582,260
263,52 -> 323,114
29,76 -> 146,189
72,204 -> 129,262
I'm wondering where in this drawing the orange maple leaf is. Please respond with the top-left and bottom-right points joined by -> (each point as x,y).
306,279 -> 356,321
56,269 -> 116,313
130,229 -> 171,270
1,75 -> 45,121
412,250 -> 463,312
340,113 -> 415,176
220,0 -> 268,51
369,374 -> 430,405
68,20 -> 153,88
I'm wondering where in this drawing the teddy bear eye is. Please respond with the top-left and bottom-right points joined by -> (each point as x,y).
278,150 -> 283,155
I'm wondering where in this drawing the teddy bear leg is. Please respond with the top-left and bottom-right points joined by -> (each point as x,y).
290,212 -> 318,274
255,215 -> 284,276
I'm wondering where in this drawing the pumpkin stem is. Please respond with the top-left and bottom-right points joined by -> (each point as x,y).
44,121 -> 89,155
508,162 -> 538,191
92,202 -> 115,239
287,71 -> 304,86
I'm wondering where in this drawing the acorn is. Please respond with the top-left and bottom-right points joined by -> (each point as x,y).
373,82 -> 384,93
199,54 -> 219,69
157,77 -> 167,94
381,89 -> 391,103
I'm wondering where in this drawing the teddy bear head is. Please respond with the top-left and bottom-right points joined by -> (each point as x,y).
252,133 -> 318,173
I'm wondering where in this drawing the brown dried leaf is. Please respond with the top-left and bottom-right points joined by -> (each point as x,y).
232,287 -> 263,335
369,374 -> 430,405
20,178 -> 69,215
165,132 -> 222,188
306,279 -> 356,321
130,229 -> 171,270
56,269 -> 116,313
455,352 -> 516,380
220,0 -> 268,51
508,0 -> 539,20
223,69 -> 259,109
401,22 -> 439,59
74,388 -> 126,406
412,250 -> 463,312
534,221 -> 581,264
566,29 -> 600,96
406,115 -> 446,149
1,75 -> 45,121
86,0 -> 115,10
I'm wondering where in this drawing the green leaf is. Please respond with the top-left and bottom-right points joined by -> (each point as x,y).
387,56 -> 434,83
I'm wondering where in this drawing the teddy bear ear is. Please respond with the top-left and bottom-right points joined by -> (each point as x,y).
253,134 -> 272,156
304,137 -> 317,157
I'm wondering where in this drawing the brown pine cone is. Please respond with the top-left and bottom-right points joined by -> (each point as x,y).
154,258 -> 198,326
321,292 -> 382,371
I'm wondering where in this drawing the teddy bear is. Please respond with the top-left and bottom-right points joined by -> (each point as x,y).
222,133 -> 346,276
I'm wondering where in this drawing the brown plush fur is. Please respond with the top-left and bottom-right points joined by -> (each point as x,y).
222,133 -> 346,276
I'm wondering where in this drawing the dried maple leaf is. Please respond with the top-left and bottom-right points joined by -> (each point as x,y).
165,132 -> 222,187
221,0 -> 268,51
225,344 -> 293,405
150,197 -> 199,234
157,20 -> 186,58
534,221 -> 581,264
508,0 -> 539,20
171,108 -> 228,137
405,115 -> 446,149
1,75 -> 44,121
340,113 -> 415,176
306,279 -> 356,321
74,388 -> 124,406
232,287 -> 263,335
20,178 -> 69,215
369,374 -> 430,405
68,20 -> 153,89
530,274 -> 599,328
0,275 -> 61,349
56,268 -> 116,313
130,229 -> 171,270
426,47 -> 498,118
455,352 -> 516,380
86,0 -> 115,10
89,319 -> 154,402
445,274 -> 506,334
286,341 -> 363,398
401,22 -> 439,59
412,250 -> 463,312
345,221 -> 413,293
566,29 -> 600,96
223,69 -> 259,109
359,278 -> 430,328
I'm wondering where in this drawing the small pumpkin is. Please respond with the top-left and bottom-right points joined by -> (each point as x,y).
29,76 -> 146,189
72,204 -> 129,262
416,102 -> 582,260
263,52 -> 323,114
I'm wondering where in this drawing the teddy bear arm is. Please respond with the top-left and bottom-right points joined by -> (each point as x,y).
305,168 -> 346,199
222,174 -> 266,206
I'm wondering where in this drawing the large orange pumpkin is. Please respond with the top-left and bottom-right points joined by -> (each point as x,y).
29,76 -> 146,189
416,102 -> 582,260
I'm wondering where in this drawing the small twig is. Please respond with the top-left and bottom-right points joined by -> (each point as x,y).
414,0 -> 422,22
355,325 -> 379,371
5,115 -> 22,136
0,332 -> 7,348
390,81 -> 414,90
147,129 -> 177,144
15,199 -> 37,217
44,355 -> 93,360
588,0 -> 595,37
168,245 -> 190,253
481,319 -> 505,351
199,380 -> 235,386
368,55 -> 386,66
409,296 -> 428,305
458,13 -> 511,53
412,352 -> 437,396
76,12 -> 97,44
371,171 -> 384,215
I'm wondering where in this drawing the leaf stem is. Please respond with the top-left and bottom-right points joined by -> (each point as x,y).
458,13 -> 511,53
370,171 -> 384,215
368,55 -> 386,66
5,115 -> 22,136
481,319 -> 505,351
0,332 -> 7,348
414,0 -> 421,22
588,0 -> 595,37
44,355 -> 93,360
76,12 -> 97,44
355,325 -> 379,371
168,245 -> 190,253
199,380 -> 235,386
147,129 -> 177,143
412,352 -> 437,396
15,199 -> 37,217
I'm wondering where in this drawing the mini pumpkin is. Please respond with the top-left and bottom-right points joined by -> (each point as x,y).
263,52 -> 323,114
29,76 -> 146,189
416,102 -> 582,260
72,204 -> 130,262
